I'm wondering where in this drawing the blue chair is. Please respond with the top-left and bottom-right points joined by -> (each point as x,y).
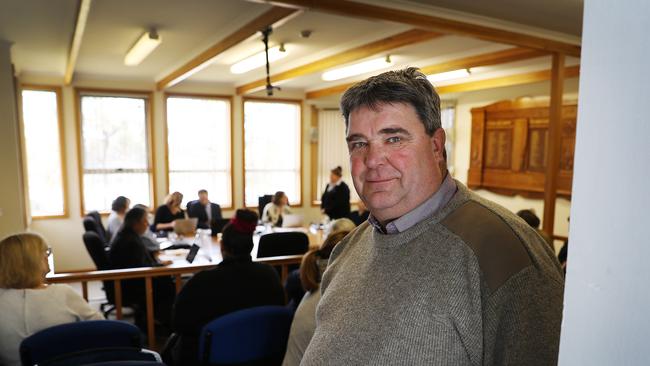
19,320 -> 160,366
199,305 -> 294,365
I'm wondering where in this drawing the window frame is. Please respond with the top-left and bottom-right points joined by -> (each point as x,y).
75,88 -> 157,216
241,97 -> 304,208
19,85 -> 69,219
163,92 -> 235,210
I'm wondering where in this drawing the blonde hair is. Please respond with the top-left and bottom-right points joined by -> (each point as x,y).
165,191 -> 183,207
0,233 -> 49,289
300,230 -> 349,292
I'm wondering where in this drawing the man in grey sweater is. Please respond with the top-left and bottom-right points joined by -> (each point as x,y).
301,68 -> 564,365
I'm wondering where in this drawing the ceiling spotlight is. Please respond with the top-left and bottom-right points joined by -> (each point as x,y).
300,30 -> 312,38
124,29 -> 161,66
230,44 -> 288,74
321,55 -> 393,81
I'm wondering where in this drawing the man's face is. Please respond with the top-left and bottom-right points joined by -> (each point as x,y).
199,193 -> 209,205
346,102 -> 446,223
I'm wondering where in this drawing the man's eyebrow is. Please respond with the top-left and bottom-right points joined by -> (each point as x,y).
346,133 -> 366,142
378,127 -> 410,135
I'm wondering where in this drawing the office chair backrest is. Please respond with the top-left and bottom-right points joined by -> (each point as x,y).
83,215 -> 107,244
19,320 -> 142,366
213,218 -> 231,234
83,231 -> 111,270
258,195 -> 273,219
199,305 -> 294,365
88,210 -> 108,241
82,231 -> 115,305
256,232 -> 309,258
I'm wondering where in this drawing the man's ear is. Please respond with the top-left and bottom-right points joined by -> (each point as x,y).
431,127 -> 446,160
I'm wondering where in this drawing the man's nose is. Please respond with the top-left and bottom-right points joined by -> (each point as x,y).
365,142 -> 386,168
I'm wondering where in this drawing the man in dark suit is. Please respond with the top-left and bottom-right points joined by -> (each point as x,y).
186,189 -> 223,232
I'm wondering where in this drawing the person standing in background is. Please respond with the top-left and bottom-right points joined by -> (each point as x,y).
320,166 -> 351,220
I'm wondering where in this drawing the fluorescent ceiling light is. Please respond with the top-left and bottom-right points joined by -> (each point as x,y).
230,44 -> 288,74
427,68 -> 471,83
322,56 -> 393,81
124,30 -> 162,66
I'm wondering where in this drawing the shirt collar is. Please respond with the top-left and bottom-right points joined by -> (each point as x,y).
368,173 -> 457,235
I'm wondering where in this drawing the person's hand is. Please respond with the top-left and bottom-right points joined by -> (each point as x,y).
160,259 -> 173,266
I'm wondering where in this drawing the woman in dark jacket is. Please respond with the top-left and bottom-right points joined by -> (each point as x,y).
110,207 -> 175,331
168,209 -> 285,366
320,166 -> 351,220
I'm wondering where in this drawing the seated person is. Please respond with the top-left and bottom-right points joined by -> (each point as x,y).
106,196 -> 130,242
348,200 -> 370,226
262,191 -> 292,227
285,217 -> 356,309
110,207 -> 175,331
132,204 -> 161,254
517,209 -> 553,245
0,233 -> 103,366
153,192 -> 185,232
186,189 -> 222,233
168,209 -> 285,366
282,230 -> 351,366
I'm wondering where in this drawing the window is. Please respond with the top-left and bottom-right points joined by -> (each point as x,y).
315,109 -> 359,203
20,88 -> 67,217
243,99 -> 301,207
78,91 -> 153,213
166,95 -> 232,208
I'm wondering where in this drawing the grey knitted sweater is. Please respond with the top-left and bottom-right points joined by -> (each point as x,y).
301,181 -> 564,365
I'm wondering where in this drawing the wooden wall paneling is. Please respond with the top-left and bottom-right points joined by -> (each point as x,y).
467,108 -> 485,188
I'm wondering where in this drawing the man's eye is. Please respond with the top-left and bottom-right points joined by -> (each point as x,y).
349,141 -> 367,150
386,136 -> 401,144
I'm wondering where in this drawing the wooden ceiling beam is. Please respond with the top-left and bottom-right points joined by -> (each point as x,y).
435,65 -> 579,94
305,47 -> 546,99
156,6 -> 298,90
236,29 -> 441,95
64,0 -> 92,85
254,0 -> 581,57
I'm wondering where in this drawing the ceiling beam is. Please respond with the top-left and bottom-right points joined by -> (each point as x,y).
64,0 -> 92,85
236,28 -> 442,95
253,0 -> 581,57
156,6 -> 298,90
305,47 -> 546,99
435,65 -> 579,94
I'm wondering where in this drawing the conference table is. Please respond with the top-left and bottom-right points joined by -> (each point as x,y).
45,226 -> 322,349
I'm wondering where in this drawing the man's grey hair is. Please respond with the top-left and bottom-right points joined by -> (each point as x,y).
340,67 -> 441,136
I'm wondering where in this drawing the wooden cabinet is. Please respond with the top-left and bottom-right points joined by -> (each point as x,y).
467,99 -> 576,198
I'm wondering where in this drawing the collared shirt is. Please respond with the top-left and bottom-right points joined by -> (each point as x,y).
368,173 -> 457,234
326,178 -> 343,192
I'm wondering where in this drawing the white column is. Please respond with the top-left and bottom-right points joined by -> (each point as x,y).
558,0 -> 650,364
0,39 -> 27,237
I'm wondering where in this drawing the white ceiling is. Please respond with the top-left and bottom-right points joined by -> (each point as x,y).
0,0 -> 583,95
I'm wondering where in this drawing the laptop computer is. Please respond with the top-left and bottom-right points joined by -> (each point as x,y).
174,218 -> 198,236
282,214 -> 304,228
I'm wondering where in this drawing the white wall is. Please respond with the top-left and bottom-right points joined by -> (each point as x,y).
558,0 -> 650,364
450,78 -> 580,250
0,40 -> 27,238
